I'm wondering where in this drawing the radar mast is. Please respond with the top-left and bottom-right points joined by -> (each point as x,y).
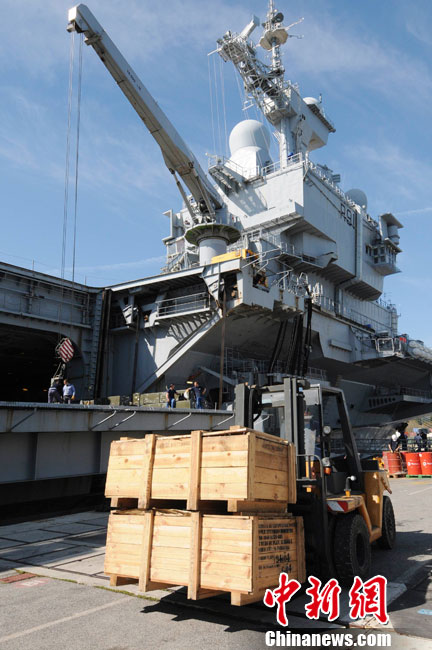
217,2 -> 335,166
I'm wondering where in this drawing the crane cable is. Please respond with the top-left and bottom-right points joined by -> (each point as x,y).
62,32 -> 83,288
57,29 -> 76,352
61,30 -> 75,285
57,31 -> 83,374
71,34 -> 83,285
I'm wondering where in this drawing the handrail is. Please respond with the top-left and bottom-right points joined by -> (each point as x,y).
109,410 -> 137,430
156,292 -> 210,317
90,410 -> 118,430
167,412 -> 192,429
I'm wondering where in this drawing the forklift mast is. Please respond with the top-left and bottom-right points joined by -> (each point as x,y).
234,378 -> 366,580
235,379 -> 363,486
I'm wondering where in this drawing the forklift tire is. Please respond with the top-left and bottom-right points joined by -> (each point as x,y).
334,513 -> 371,587
376,496 -> 396,550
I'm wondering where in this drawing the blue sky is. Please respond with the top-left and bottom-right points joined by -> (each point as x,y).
1,0 -> 431,345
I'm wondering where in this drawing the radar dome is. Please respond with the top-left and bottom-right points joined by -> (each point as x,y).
228,120 -> 271,173
229,120 -> 271,155
346,189 -> 368,210
303,97 -> 319,106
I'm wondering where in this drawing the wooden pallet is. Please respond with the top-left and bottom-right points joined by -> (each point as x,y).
110,496 -> 288,514
105,509 -> 305,606
388,473 -> 406,478
105,428 -> 297,511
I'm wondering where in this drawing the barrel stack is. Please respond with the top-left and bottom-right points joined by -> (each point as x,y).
383,450 -> 432,478
104,426 -> 306,605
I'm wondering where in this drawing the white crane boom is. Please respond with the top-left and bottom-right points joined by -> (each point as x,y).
67,4 -> 221,213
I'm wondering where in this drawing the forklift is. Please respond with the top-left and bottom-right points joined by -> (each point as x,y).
235,378 -> 396,586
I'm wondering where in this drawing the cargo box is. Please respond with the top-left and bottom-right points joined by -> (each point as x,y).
105,428 -> 296,512
105,509 -> 305,605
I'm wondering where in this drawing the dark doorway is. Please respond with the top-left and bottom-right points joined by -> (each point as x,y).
0,324 -> 60,402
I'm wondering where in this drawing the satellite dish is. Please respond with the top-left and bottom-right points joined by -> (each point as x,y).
273,12 -> 284,23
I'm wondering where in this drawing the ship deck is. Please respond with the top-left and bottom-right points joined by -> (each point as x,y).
0,478 -> 431,648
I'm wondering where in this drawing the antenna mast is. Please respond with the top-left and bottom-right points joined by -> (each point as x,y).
217,3 -> 334,164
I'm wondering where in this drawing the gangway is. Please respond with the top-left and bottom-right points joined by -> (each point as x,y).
0,402 -> 233,507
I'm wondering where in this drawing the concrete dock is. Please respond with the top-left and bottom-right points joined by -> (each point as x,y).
0,477 -> 431,649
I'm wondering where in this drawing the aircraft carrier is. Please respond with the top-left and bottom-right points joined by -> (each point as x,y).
1,1 -> 431,505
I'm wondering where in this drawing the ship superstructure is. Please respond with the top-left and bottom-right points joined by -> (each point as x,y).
63,2 -> 432,430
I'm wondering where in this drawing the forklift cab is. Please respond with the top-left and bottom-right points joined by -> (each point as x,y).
235,379 -> 365,495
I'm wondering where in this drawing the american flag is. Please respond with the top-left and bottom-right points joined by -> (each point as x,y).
57,338 -> 74,363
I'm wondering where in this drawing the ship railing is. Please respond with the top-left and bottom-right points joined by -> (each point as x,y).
338,305 -> 391,333
400,387 -> 432,399
306,367 -> 328,380
156,292 -> 210,318
312,294 -> 336,312
0,285 -> 90,327
371,385 -> 432,401
312,293 -> 393,333
207,155 -> 259,180
306,160 -> 354,205
207,152 -> 303,181
263,236 -> 320,269
332,438 -> 432,454
375,297 -> 397,311
262,152 -> 303,176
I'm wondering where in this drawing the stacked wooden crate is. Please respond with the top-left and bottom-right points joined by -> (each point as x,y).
104,427 -> 305,605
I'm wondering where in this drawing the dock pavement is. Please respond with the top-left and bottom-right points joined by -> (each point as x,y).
0,477 -> 431,649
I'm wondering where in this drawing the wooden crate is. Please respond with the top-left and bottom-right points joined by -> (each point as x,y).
105,509 -> 305,605
105,427 -> 297,512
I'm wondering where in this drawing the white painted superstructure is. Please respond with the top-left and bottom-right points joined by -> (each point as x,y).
65,2 -> 432,430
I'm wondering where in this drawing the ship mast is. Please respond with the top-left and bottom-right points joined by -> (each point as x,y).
266,0 -> 284,73
217,2 -> 334,165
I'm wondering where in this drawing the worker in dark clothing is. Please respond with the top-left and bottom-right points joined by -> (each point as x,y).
398,422 -> 408,451
48,379 -> 63,403
399,430 -> 408,451
191,381 -> 206,409
166,384 -> 179,408
414,430 -> 423,452
388,431 -> 401,453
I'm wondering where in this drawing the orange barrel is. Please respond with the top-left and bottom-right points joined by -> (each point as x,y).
382,451 -> 402,474
405,452 -> 422,475
419,452 -> 432,475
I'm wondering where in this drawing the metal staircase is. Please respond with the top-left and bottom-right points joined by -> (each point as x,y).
82,291 -> 104,398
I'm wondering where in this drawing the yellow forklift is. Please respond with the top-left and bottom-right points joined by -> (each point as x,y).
235,378 -> 395,586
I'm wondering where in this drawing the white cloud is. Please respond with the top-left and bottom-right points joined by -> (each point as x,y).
45,255 -> 167,285
283,10 -> 432,106
0,0 -> 248,77
396,207 -> 432,217
342,142 -> 432,208
405,4 -> 432,47
56,255 -> 166,275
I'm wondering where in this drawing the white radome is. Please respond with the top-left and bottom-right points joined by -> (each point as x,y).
346,189 -> 368,211
229,119 -> 271,156
303,96 -> 319,106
